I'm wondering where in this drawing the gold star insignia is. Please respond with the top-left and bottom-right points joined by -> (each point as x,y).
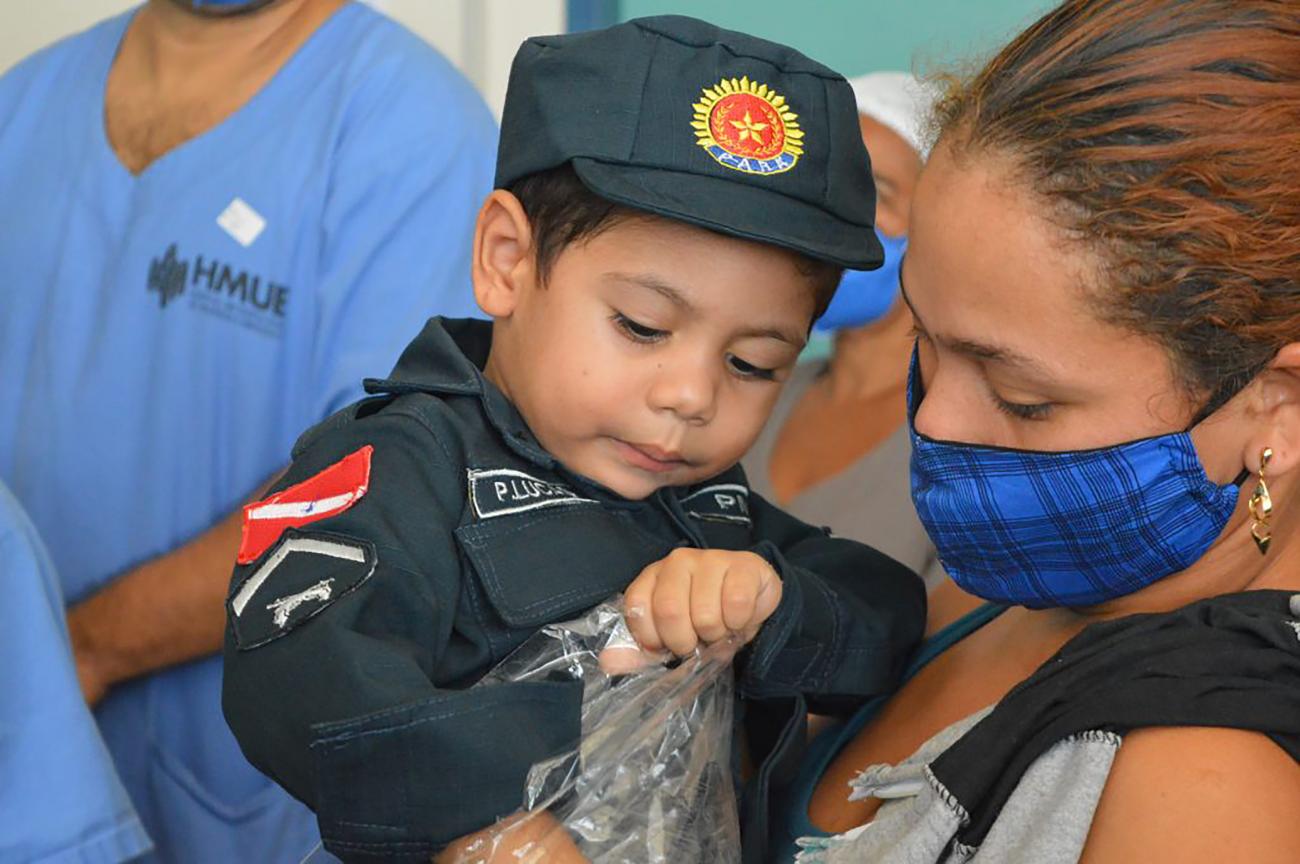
729,110 -> 769,144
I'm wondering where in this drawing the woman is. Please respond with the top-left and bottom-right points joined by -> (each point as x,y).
744,72 -> 942,582
770,1 -> 1300,861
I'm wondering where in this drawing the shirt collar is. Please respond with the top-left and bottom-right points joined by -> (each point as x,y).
363,317 -> 555,468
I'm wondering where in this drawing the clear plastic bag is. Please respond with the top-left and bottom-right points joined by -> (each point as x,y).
446,599 -> 741,864
300,599 -> 740,864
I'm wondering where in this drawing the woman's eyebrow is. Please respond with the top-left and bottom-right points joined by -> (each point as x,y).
899,267 -> 1052,377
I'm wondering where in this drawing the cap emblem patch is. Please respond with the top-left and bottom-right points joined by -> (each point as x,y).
692,76 -> 803,175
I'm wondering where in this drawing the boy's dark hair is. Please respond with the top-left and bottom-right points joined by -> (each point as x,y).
507,163 -> 845,320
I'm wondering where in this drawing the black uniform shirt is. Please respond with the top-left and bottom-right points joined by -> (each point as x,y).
222,318 -> 925,862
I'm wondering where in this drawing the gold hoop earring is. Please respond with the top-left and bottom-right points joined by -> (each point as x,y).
1248,447 -> 1274,555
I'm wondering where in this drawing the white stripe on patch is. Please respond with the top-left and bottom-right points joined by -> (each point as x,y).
245,491 -> 357,521
231,536 -> 366,617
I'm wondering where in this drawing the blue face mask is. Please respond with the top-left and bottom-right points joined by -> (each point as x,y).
906,349 -> 1242,608
172,0 -> 275,15
814,231 -> 908,332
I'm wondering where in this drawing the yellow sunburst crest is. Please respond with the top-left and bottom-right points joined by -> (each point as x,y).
691,76 -> 803,175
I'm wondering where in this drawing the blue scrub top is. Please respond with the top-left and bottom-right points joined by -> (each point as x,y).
0,481 -> 152,864
0,3 -> 497,860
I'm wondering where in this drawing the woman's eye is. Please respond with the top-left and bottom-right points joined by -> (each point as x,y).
613,313 -> 667,343
994,395 -> 1054,421
728,354 -> 777,381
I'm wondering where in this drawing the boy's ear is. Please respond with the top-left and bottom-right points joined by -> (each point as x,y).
472,190 -> 537,318
1242,342 -> 1300,479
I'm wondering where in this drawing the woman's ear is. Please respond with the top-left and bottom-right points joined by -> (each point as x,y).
1242,342 -> 1300,478
472,190 -> 537,318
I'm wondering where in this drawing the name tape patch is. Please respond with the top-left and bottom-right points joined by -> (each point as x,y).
468,468 -> 596,520
681,483 -> 752,525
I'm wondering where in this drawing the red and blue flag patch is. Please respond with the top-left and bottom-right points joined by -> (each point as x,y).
236,445 -> 373,564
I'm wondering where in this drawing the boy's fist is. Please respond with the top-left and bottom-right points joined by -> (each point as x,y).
623,548 -> 782,656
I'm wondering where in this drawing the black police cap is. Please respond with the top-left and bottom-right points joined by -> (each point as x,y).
495,15 -> 883,270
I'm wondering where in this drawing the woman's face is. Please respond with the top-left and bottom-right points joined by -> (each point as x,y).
901,142 -> 1245,481
859,114 -> 921,238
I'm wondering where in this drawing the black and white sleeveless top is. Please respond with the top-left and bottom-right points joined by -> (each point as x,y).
798,590 -> 1300,863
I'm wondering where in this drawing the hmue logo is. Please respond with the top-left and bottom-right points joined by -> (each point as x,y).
148,244 -> 187,308
146,243 -> 290,336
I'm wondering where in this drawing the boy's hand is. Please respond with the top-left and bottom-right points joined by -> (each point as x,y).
623,549 -> 782,656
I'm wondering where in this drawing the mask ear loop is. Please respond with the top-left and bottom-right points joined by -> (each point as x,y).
1184,358 -> 1274,488
1185,352 -> 1277,426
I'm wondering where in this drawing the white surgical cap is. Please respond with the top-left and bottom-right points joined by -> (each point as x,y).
847,71 -> 939,159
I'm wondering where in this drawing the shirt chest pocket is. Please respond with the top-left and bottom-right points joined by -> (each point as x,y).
454,506 -> 670,629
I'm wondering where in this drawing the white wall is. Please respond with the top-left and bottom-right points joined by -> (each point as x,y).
0,0 -> 566,117
368,0 -> 564,116
1,0 -> 138,72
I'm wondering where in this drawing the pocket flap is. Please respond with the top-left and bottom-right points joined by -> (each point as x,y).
455,506 -> 667,628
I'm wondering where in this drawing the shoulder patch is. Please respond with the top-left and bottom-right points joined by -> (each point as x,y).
237,445 -> 373,564
467,468 -> 596,520
228,531 -> 376,649
681,483 -> 752,525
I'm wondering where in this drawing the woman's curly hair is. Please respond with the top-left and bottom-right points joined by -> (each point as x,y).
936,0 -> 1300,417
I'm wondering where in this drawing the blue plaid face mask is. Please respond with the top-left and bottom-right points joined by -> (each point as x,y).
907,349 -> 1242,608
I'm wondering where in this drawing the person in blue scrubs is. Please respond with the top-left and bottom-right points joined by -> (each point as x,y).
0,480 -> 152,864
0,0 -> 497,860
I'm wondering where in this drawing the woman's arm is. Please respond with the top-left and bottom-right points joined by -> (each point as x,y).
1080,726 -> 1300,863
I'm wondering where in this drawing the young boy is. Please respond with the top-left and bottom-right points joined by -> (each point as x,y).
222,15 -> 925,863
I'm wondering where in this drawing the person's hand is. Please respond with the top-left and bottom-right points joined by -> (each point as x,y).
73,652 -> 111,707
623,548 -> 782,656
67,607 -> 112,706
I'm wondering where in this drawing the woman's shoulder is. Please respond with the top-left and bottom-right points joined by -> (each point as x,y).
1080,725 -> 1300,863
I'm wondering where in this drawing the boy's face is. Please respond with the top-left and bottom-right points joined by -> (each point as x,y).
484,216 -> 816,500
